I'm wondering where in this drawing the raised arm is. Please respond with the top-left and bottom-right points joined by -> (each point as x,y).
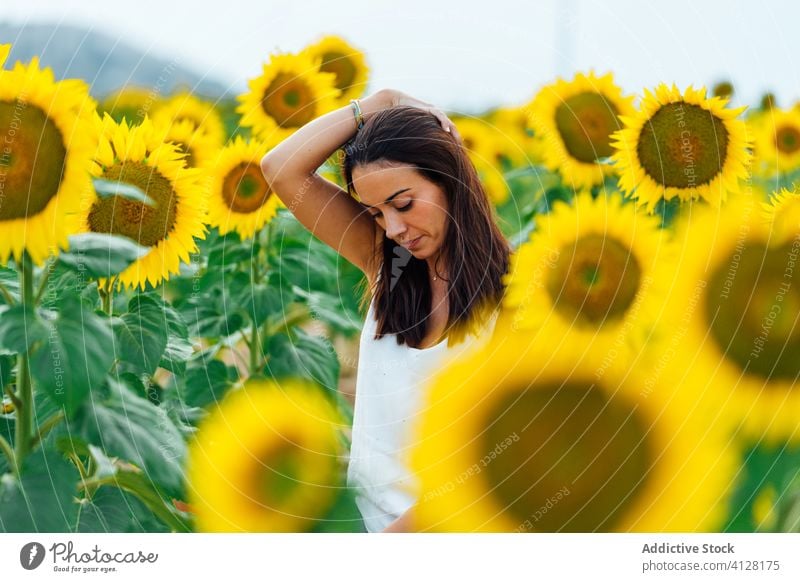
260,89 -> 397,280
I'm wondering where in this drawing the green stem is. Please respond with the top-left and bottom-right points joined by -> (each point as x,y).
0,280 -> 14,306
14,253 -> 35,467
0,434 -> 18,478
30,410 -> 65,449
4,384 -> 22,411
99,277 -> 115,316
33,256 -> 55,305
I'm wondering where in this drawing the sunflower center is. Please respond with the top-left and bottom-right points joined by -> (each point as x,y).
222,162 -> 272,214
261,73 -> 316,129
255,444 -> 303,507
554,92 -> 620,163
637,102 -> 729,189
706,241 -> 800,381
775,125 -> 800,155
0,100 -> 67,220
547,234 -> 642,326
87,161 -> 178,247
320,51 -> 357,91
482,382 -> 652,531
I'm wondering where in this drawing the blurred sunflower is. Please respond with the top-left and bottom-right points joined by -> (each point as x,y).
764,188 -> 800,241
100,86 -> 156,126
411,327 -> 738,532
488,105 -> 540,165
529,72 -> 634,188
454,117 -> 511,204
301,35 -> 369,102
754,108 -> 800,175
152,92 -> 226,145
503,192 -> 670,359
664,194 -> 800,443
0,43 -> 9,67
0,57 -> 96,266
612,84 -> 751,211
78,114 -> 207,289
187,378 -> 345,532
154,118 -> 218,169
237,52 -> 341,142
207,136 -> 281,240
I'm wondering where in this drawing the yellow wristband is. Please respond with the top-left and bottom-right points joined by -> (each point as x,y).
350,99 -> 365,131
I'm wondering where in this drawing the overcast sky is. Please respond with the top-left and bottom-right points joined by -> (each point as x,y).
1,0 -> 798,113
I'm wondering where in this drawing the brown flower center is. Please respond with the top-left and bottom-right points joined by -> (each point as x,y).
222,162 -> 272,213
0,100 -> 67,220
555,92 -> 620,163
706,240 -> 800,381
775,125 -> 800,155
548,234 -> 642,327
319,51 -> 358,91
637,102 -> 729,188
482,382 -> 652,531
261,73 -> 316,129
87,161 -> 178,247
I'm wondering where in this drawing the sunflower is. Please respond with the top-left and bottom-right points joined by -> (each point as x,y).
529,72 -> 634,189
662,193 -> 800,444
488,105 -> 540,165
612,84 -> 751,212
764,188 -> 800,241
0,44 -> 9,67
753,108 -> 800,175
301,35 -> 369,103
237,52 -> 341,142
153,118 -> 218,169
502,192 -> 670,361
77,114 -> 208,289
454,117 -> 511,204
100,86 -> 157,126
411,326 -> 739,532
186,378 -> 345,532
152,92 -> 226,145
207,136 -> 281,240
0,57 -> 96,266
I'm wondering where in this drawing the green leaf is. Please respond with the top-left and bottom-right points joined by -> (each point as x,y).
73,377 -> 187,498
93,177 -> 155,206
293,288 -> 361,336
0,266 -> 19,305
0,446 -> 79,532
59,233 -> 149,280
29,298 -> 115,417
158,304 -> 194,376
0,304 -> 47,353
180,358 -> 234,409
265,328 -> 340,394
75,485 -> 172,533
113,295 -> 170,375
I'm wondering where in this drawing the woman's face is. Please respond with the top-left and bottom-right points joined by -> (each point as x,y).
351,161 -> 450,261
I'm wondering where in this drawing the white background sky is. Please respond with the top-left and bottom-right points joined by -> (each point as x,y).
1,0 -> 799,113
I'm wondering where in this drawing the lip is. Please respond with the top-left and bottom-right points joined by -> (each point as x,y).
402,236 -> 423,251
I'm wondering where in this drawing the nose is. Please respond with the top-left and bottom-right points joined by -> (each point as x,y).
383,212 -> 408,241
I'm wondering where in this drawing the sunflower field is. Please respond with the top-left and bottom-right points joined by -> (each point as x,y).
0,34 -> 798,534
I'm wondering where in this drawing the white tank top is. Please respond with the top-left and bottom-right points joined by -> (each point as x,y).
346,298 -> 498,532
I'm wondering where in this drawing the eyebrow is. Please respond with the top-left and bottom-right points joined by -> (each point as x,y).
362,188 -> 412,209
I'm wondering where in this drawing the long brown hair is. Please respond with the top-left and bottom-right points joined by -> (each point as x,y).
343,106 -> 509,347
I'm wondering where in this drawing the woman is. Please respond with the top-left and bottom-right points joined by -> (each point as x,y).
260,89 -> 510,532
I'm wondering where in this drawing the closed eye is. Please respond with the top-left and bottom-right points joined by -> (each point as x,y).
396,201 -> 413,212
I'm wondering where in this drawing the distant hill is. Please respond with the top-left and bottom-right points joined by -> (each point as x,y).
0,22 -> 230,99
